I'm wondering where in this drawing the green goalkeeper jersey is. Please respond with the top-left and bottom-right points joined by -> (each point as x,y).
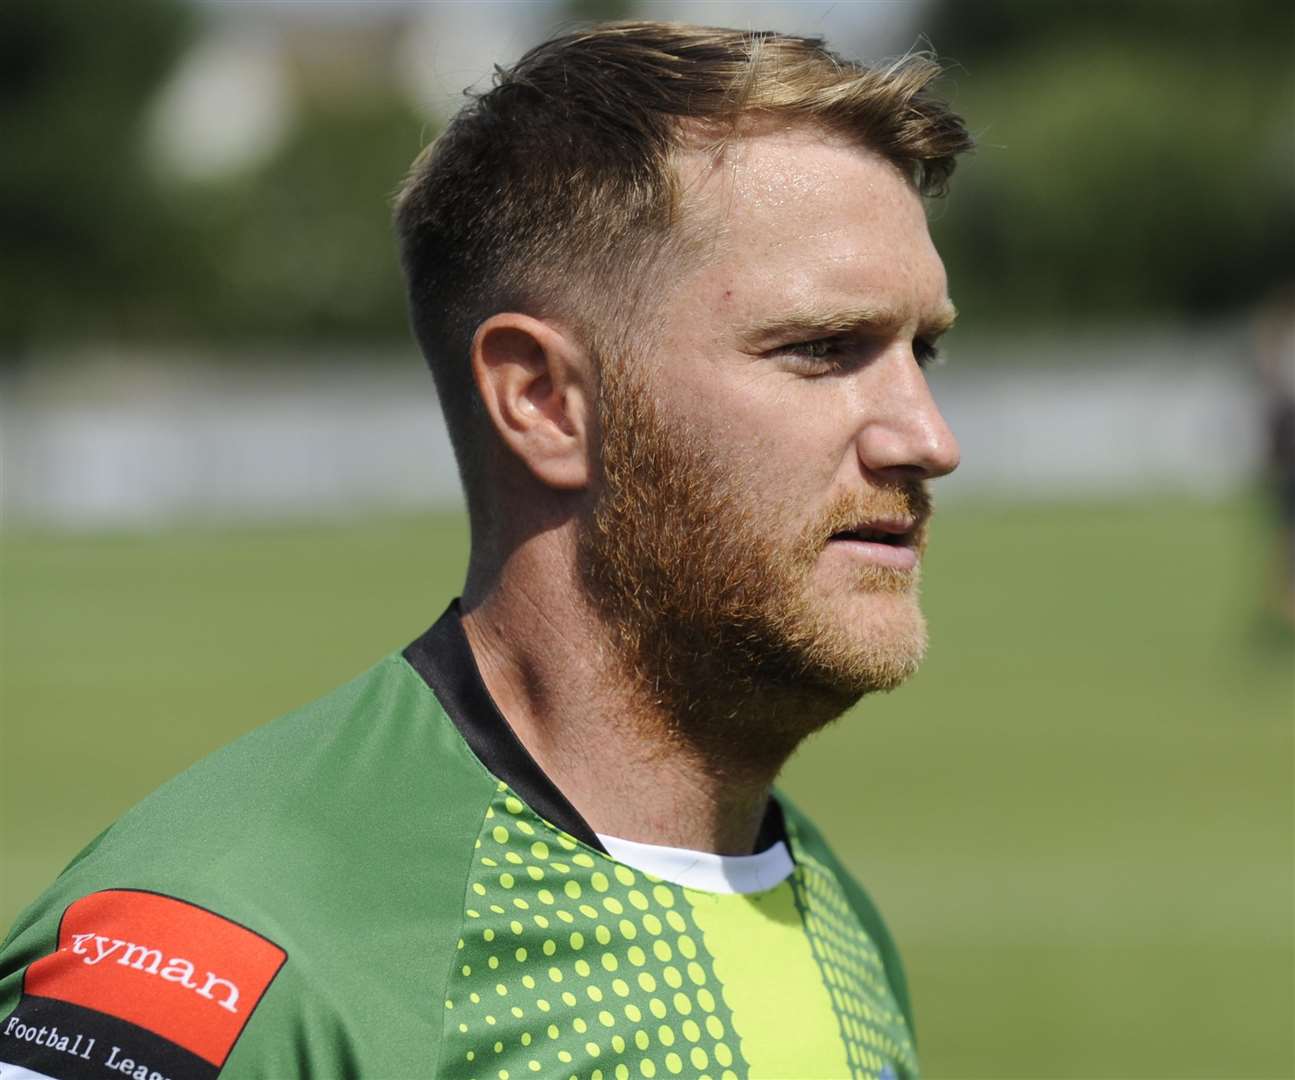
0,604 -> 918,1079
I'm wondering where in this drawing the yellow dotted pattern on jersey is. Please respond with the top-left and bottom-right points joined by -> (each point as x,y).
787,846 -> 918,1078
441,781 -> 748,1080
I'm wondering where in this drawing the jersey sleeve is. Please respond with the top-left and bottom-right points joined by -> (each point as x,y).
775,790 -> 918,1042
2,653 -> 499,1079
831,860 -> 916,1040
0,884 -> 311,1080
0,832 -> 442,1080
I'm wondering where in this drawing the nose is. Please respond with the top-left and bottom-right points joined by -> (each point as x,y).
853,348 -> 960,482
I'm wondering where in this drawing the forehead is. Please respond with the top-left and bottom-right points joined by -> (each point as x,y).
670,125 -> 948,322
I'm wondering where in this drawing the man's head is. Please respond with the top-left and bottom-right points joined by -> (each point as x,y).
395,22 -> 969,497
395,22 -> 972,744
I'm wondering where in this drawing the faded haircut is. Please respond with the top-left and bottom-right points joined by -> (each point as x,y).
394,21 -> 972,506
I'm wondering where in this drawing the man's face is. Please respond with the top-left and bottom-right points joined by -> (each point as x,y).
579,126 -> 959,742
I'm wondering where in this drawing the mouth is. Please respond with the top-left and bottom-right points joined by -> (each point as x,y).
828,517 -> 917,546
826,517 -> 922,571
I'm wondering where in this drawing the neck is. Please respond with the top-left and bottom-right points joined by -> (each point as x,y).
461,546 -> 838,855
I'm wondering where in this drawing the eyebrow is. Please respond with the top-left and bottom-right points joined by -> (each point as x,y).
741,300 -> 958,347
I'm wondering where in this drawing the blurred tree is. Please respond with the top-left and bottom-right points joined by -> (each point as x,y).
4,0 -> 1290,355
0,0 -> 196,359
175,90 -> 426,347
925,0 -> 1295,329
565,0 -> 637,23
0,0 -> 429,355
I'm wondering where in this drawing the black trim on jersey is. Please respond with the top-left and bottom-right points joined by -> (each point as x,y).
404,601 -> 789,857
405,602 -> 605,851
754,792 -> 787,855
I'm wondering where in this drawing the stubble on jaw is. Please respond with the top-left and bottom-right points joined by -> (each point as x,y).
576,359 -> 933,774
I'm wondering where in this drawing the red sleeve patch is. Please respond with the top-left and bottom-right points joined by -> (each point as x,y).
23,890 -> 287,1068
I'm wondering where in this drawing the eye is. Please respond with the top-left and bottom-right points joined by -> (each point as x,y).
914,338 -> 944,370
798,338 -> 839,359
773,336 -> 850,374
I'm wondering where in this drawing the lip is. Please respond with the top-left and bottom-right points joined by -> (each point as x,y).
826,535 -> 919,571
842,516 -> 916,537
825,516 -> 922,571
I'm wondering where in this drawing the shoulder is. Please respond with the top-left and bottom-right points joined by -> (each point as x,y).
776,790 -> 917,1038
1,653 -> 499,1079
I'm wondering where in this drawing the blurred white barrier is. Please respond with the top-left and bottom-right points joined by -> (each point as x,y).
932,361 -> 1259,500
0,357 -> 461,527
0,335 -> 1264,528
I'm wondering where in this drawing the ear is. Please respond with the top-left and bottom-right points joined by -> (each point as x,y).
471,313 -> 594,491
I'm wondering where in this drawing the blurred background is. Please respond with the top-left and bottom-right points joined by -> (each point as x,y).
1,0 -> 1291,1075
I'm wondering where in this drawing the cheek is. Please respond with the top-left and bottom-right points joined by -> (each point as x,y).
732,393 -> 858,490
676,391 -> 796,470
689,399 -> 853,517
650,347 -> 857,491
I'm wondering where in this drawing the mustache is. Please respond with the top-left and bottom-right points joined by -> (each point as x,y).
808,483 -> 933,545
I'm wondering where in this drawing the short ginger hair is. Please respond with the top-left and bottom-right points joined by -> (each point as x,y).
394,21 -> 972,507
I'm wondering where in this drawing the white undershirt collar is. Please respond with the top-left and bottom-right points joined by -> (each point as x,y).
596,832 -> 794,895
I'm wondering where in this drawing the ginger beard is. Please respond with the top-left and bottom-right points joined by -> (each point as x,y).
578,360 -> 933,761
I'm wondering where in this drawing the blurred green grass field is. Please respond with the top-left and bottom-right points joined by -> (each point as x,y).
2,497 -> 1291,1078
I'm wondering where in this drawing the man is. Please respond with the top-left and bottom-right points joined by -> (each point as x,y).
0,23 -> 970,1080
